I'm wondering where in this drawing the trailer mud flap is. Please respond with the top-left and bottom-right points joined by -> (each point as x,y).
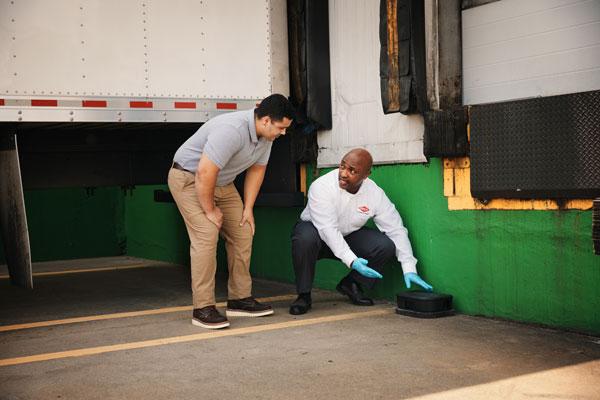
379,0 -> 427,115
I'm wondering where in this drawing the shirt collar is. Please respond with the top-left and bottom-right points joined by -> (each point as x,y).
248,109 -> 258,144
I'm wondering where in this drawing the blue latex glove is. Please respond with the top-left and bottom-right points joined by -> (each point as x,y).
351,258 -> 383,279
404,272 -> 433,291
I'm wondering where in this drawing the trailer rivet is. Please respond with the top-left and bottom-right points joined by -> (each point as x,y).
70,117 -> 74,122
118,112 -> 122,115
18,117 -> 22,121
18,110 -> 22,114
163,118 -> 167,122
70,111 -> 74,115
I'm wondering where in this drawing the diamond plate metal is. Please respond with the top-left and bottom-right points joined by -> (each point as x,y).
470,90 -> 600,199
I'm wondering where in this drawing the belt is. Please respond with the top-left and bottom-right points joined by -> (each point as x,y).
172,162 -> 192,173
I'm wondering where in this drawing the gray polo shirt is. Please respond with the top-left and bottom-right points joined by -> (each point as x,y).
173,109 -> 272,186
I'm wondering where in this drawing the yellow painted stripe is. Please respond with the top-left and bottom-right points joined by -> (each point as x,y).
0,308 -> 391,367
0,294 -> 297,332
0,263 -> 155,279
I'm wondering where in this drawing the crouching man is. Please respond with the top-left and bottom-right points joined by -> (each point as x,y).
289,148 -> 432,315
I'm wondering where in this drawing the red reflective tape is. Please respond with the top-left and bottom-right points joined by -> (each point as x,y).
82,100 -> 107,108
82,100 -> 108,108
174,102 -> 196,109
0,99 -> 4,106
130,101 -> 153,108
31,99 -> 58,107
216,102 -> 237,110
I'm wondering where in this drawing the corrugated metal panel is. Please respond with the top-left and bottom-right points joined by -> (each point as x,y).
317,0 -> 425,167
462,0 -> 600,105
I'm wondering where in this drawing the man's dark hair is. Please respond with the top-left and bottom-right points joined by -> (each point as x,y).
255,94 -> 295,122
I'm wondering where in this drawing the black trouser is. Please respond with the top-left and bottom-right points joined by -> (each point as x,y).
291,221 -> 396,294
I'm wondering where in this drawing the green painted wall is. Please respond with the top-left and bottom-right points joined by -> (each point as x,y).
123,185 -> 189,266
0,187 -> 125,264
122,159 -> 599,335
296,160 -> 599,335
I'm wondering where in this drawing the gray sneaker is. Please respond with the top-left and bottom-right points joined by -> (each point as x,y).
192,306 -> 230,329
226,297 -> 274,317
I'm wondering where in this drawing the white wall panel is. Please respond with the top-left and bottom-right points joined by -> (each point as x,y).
149,0 -> 271,99
0,0 -> 276,99
318,0 -> 425,167
462,0 -> 600,105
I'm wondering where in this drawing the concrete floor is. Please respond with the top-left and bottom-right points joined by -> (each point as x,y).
1,257 -> 599,400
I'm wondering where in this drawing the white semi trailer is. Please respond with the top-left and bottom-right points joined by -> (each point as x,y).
0,0 -> 290,288
0,0 -> 289,122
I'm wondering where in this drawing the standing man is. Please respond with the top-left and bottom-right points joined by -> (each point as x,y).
169,94 -> 294,329
289,148 -> 432,315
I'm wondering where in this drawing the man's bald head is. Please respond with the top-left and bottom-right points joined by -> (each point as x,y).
344,148 -> 373,172
338,148 -> 373,194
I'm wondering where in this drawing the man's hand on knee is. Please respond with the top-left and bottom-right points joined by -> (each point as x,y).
206,207 -> 223,229
239,207 -> 255,235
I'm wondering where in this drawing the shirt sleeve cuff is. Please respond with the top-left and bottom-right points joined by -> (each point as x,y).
341,250 -> 357,269
203,144 -> 225,169
401,262 -> 417,275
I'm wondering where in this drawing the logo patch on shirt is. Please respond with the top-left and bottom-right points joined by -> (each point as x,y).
358,205 -> 370,213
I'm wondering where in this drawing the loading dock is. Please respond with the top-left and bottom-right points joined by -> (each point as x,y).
1,0 -> 599,397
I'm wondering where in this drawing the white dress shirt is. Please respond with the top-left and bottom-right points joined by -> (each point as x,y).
300,169 -> 418,274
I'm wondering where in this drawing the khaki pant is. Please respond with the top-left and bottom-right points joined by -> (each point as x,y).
168,168 -> 253,308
